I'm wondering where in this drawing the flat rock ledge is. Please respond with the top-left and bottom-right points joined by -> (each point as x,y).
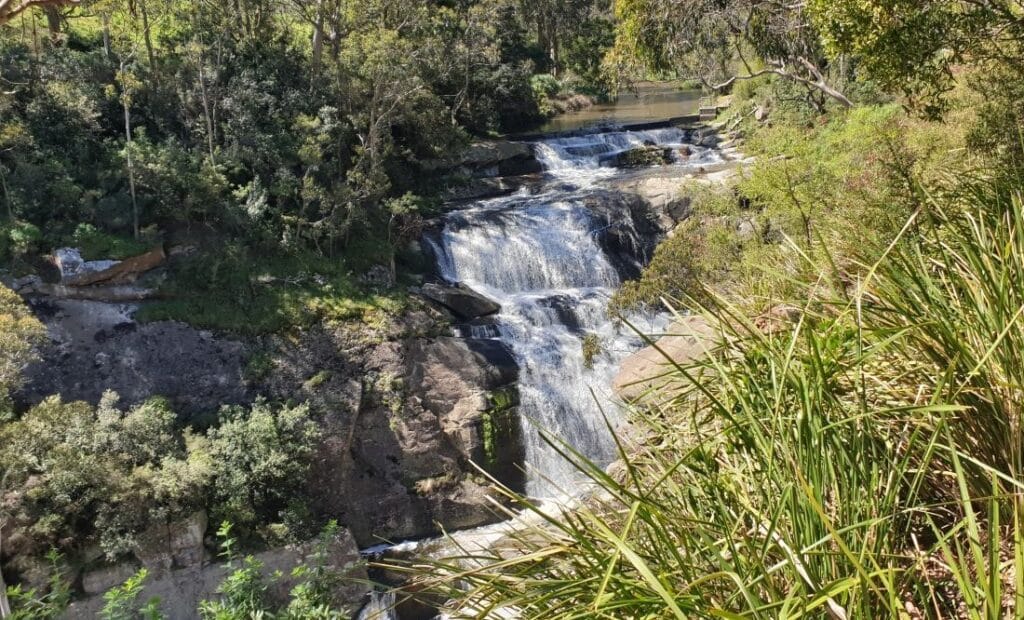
613,316 -> 718,404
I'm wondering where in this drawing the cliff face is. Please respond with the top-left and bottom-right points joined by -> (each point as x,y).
15,295 -> 520,552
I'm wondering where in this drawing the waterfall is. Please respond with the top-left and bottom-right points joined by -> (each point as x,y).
533,126 -> 716,172
429,128 -> 691,499
356,591 -> 398,620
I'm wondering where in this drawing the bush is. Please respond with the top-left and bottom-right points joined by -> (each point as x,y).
70,223 -> 150,260
0,394 -> 321,565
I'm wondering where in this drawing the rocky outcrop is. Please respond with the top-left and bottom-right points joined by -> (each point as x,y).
599,145 -> 673,169
426,140 -> 542,179
613,316 -> 718,403
418,282 -> 501,321
16,299 -> 251,417
66,527 -> 368,620
606,172 -> 695,231
463,141 -> 543,177
133,511 -> 209,572
581,190 -> 666,281
258,316 -> 521,546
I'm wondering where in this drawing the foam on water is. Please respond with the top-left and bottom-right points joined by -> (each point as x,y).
427,128 -> 693,498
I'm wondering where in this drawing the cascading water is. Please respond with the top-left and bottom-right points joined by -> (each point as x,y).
428,127 -> 720,499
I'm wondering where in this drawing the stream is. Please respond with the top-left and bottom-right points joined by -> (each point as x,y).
428,126 -> 721,498
362,125 -> 724,619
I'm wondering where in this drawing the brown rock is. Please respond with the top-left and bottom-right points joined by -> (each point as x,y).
613,316 -> 718,403
753,304 -> 800,335
134,510 -> 209,572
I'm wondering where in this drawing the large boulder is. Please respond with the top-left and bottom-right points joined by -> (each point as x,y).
599,145 -> 672,169
419,283 -> 501,321
614,316 -> 718,403
606,171 -> 695,231
274,326 -> 521,546
581,190 -> 666,281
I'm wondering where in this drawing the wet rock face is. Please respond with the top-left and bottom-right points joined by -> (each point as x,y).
418,282 -> 501,321
599,144 -> 673,169
581,190 -> 667,281
16,299 -> 251,417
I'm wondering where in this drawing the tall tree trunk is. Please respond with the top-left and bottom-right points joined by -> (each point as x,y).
139,0 -> 157,73
101,12 -> 111,59
550,21 -> 560,77
43,5 -> 61,42
311,0 -> 326,75
536,15 -> 548,73
329,0 -> 342,60
120,61 -> 140,241
196,51 -> 216,164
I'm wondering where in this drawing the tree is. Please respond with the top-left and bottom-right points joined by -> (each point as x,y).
0,285 -> 44,420
207,400 -> 320,529
611,0 -> 853,110
809,0 -> 1024,116
0,0 -> 78,26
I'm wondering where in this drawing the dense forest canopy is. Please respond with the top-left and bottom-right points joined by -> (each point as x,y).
0,0 -> 616,270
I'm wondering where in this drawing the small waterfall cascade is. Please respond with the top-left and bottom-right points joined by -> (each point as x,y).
356,591 -> 398,620
428,127 -> 706,499
533,126 -> 719,174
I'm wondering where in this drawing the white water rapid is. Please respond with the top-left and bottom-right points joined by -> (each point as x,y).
427,126 -> 719,499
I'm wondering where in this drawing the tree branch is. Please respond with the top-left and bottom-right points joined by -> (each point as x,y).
0,0 -> 79,26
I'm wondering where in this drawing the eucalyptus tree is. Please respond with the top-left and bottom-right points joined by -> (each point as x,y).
612,0 -> 853,109
810,0 -> 1024,116
0,0 -> 78,26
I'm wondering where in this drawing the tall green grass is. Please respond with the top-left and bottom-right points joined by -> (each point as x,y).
391,190 -> 1024,618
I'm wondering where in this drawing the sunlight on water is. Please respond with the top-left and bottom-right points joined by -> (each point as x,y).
427,128 -> 703,498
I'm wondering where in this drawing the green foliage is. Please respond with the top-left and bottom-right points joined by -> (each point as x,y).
807,0 -> 1020,117
530,73 -> 563,117
70,223 -> 150,260
207,400 -> 320,533
136,245 -> 407,335
0,284 -> 45,419
580,333 -> 601,369
4,551 -> 72,620
195,521 -> 355,619
614,103 -> 967,315
0,0 -> 567,286
198,523 -> 271,620
0,394 -> 320,567
101,569 -> 164,620
482,389 -> 517,468
0,221 -> 42,263
0,393 -> 209,559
